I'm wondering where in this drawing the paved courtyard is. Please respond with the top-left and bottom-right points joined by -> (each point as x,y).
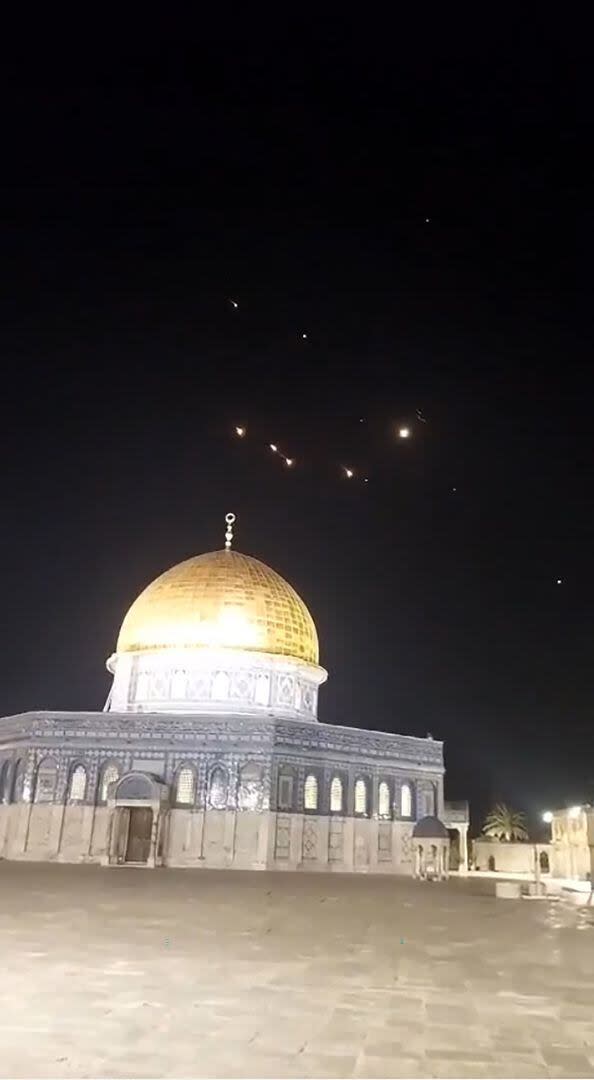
1,864 -> 594,1078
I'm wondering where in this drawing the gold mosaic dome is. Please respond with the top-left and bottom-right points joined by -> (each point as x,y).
116,549 -> 319,665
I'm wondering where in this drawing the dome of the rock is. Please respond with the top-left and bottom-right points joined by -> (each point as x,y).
106,544 -> 326,719
116,549 -> 319,665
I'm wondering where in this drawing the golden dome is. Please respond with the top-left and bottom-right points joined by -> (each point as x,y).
116,549 -> 319,665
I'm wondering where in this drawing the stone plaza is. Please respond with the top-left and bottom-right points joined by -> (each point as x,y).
1,863 -> 594,1079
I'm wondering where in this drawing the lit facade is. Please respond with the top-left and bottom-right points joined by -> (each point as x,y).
548,805 -> 594,881
0,538 -> 467,872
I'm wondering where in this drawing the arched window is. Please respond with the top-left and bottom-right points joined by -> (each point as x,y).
255,673 -> 270,706
423,788 -> 435,817
330,776 -> 343,813
304,774 -> 318,811
34,757 -> 58,803
539,850 -> 550,873
355,779 -> 368,816
401,783 -> 412,818
175,767 -> 195,806
68,765 -> 87,802
277,768 -> 294,811
378,781 -> 391,818
171,669 -> 187,699
11,759 -> 25,803
136,670 -> 149,701
238,762 -> 263,810
209,766 -> 228,809
0,761 -> 9,803
98,763 -> 119,804
212,671 -> 230,700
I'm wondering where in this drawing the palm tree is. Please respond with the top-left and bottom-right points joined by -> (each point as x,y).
482,803 -> 529,842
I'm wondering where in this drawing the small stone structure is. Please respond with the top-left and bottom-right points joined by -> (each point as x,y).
412,816 -> 450,880
495,880 -> 522,899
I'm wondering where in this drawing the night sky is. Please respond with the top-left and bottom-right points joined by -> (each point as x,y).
1,26 -> 593,831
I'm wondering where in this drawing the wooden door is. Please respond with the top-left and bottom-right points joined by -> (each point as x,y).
125,807 -> 153,863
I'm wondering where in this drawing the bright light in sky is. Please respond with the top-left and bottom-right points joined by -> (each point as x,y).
270,444 -> 278,453
235,426 -> 246,437
285,457 -> 294,467
344,467 -> 354,478
399,427 -> 410,439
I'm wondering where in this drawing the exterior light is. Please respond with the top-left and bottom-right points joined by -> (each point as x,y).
344,467 -> 354,478
285,457 -> 294,467
235,426 -> 246,437
270,444 -> 278,453
542,811 -> 553,824
399,427 -> 410,439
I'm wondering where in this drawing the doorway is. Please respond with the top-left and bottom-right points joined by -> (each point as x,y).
125,807 -> 153,863
447,829 -> 460,870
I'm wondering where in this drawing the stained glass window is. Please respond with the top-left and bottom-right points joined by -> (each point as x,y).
355,779 -> 367,815
278,771 -> 294,810
330,776 -> 343,813
255,673 -> 270,706
209,766 -> 228,809
69,765 -> 87,802
304,774 -> 318,810
378,781 -> 390,818
238,762 -> 262,810
176,767 -> 195,805
35,757 -> 58,803
99,763 -> 119,804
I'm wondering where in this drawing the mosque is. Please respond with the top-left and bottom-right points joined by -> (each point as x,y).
0,515 -> 468,875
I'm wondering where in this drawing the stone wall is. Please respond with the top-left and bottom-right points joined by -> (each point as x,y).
0,803 -> 416,875
0,803 -> 109,863
0,709 -> 446,875
472,839 -> 552,874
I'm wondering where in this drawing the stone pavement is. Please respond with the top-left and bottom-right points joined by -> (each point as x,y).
1,863 -> 594,1078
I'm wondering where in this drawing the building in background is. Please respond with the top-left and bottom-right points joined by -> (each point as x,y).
0,517 -> 468,872
547,805 -> 594,881
472,838 -> 551,876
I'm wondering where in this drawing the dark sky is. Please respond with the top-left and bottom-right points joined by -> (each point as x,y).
1,23 -> 593,831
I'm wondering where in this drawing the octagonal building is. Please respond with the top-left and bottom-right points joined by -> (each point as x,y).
0,520 -> 467,871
